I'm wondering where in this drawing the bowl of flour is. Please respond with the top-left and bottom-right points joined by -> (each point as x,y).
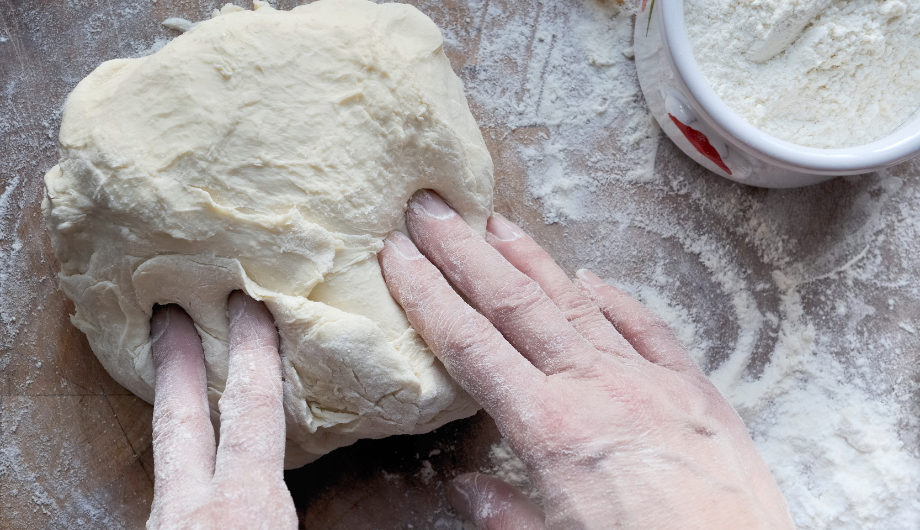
634,0 -> 920,188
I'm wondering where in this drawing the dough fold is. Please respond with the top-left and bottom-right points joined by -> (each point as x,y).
43,0 -> 492,467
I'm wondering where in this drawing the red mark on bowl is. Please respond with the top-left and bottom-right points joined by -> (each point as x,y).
669,114 -> 732,175
642,0 -> 649,10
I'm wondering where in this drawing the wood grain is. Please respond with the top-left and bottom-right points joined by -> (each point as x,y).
4,1 -> 919,529
0,1 -> 519,528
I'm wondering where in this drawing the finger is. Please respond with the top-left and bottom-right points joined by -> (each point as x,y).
448,473 -> 546,530
151,304 -> 215,499
406,190 -> 599,375
378,231 -> 542,423
213,291 -> 286,482
485,214 -> 640,361
574,270 -> 700,374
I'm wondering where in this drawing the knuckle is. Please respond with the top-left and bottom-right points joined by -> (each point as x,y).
489,273 -> 549,321
220,387 -> 284,420
524,402 -> 595,454
435,310 -> 500,358
230,323 -> 280,351
399,262 -> 450,312
152,404 -> 197,441
231,341 -> 281,363
686,377 -> 736,419
523,380 -> 653,464
510,243 -> 552,270
560,293 -> 603,325
663,381 -> 740,437
442,227 -> 484,256
629,312 -> 676,341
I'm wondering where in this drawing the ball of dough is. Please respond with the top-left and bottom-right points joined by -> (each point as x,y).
42,0 -> 492,468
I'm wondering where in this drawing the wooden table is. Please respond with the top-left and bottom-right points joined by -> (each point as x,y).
2,1 -> 919,529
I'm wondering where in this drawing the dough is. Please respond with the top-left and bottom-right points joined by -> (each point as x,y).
42,0 -> 492,468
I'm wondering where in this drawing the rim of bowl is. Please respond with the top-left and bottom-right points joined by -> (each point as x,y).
660,0 -> 920,174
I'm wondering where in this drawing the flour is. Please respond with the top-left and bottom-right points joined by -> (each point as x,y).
685,0 -> 920,148
0,399 -> 129,527
457,1 -> 920,519
550,168 -> 920,529
616,270 -> 920,529
486,439 -> 542,506
444,0 -> 660,223
454,6 -> 915,525
486,194 -> 920,528
4,1 -> 920,529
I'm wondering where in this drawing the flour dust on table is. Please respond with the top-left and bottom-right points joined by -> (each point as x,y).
4,0 -> 920,528
439,0 -> 920,528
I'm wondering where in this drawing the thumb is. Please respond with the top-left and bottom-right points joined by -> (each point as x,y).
448,473 -> 545,530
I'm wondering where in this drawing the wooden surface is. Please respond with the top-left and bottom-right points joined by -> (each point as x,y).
0,1 -> 526,528
3,0 -> 920,529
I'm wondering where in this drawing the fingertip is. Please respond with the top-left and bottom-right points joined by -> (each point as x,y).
486,213 -> 524,242
409,189 -> 457,220
150,304 -> 199,369
448,472 -> 546,530
448,472 -> 479,521
150,304 -> 170,346
227,290 -> 251,323
383,230 -> 424,260
574,271 -> 623,301
574,268 -> 606,287
379,232 -> 431,305
575,275 -> 700,372
228,291 -> 275,333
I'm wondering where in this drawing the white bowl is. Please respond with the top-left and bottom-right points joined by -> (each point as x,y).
634,0 -> 920,188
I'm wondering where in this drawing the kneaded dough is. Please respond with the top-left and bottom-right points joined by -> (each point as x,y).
42,0 -> 492,468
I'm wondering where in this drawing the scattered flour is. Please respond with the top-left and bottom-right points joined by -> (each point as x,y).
452,2 -> 920,527
486,439 -> 542,506
0,176 -> 27,352
487,179 -> 920,527
3,2 -> 920,529
418,460 -> 438,484
555,171 -> 920,530
685,0 -> 920,148
0,400 -> 129,527
447,0 -> 661,224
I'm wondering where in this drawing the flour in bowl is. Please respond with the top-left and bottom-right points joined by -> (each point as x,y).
684,0 -> 920,148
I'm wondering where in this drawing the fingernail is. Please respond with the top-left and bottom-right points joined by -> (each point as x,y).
447,475 -> 476,520
227,290 -> 249,324
150,305 -> 170,346
487,214 -> 523,242
385,231 -> 424,260
576,269 -> 605,286
412,189 -> 456,220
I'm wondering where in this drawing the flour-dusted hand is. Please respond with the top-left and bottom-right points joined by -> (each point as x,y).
147,292 -> 296,530
378,190 -> 795,530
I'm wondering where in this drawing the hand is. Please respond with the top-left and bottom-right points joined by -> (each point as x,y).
378,190 -> 794,530
147,292 -> 297,530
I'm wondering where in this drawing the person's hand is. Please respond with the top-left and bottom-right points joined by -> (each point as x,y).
378,190 -> 794,530
147,292 -> 296,530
